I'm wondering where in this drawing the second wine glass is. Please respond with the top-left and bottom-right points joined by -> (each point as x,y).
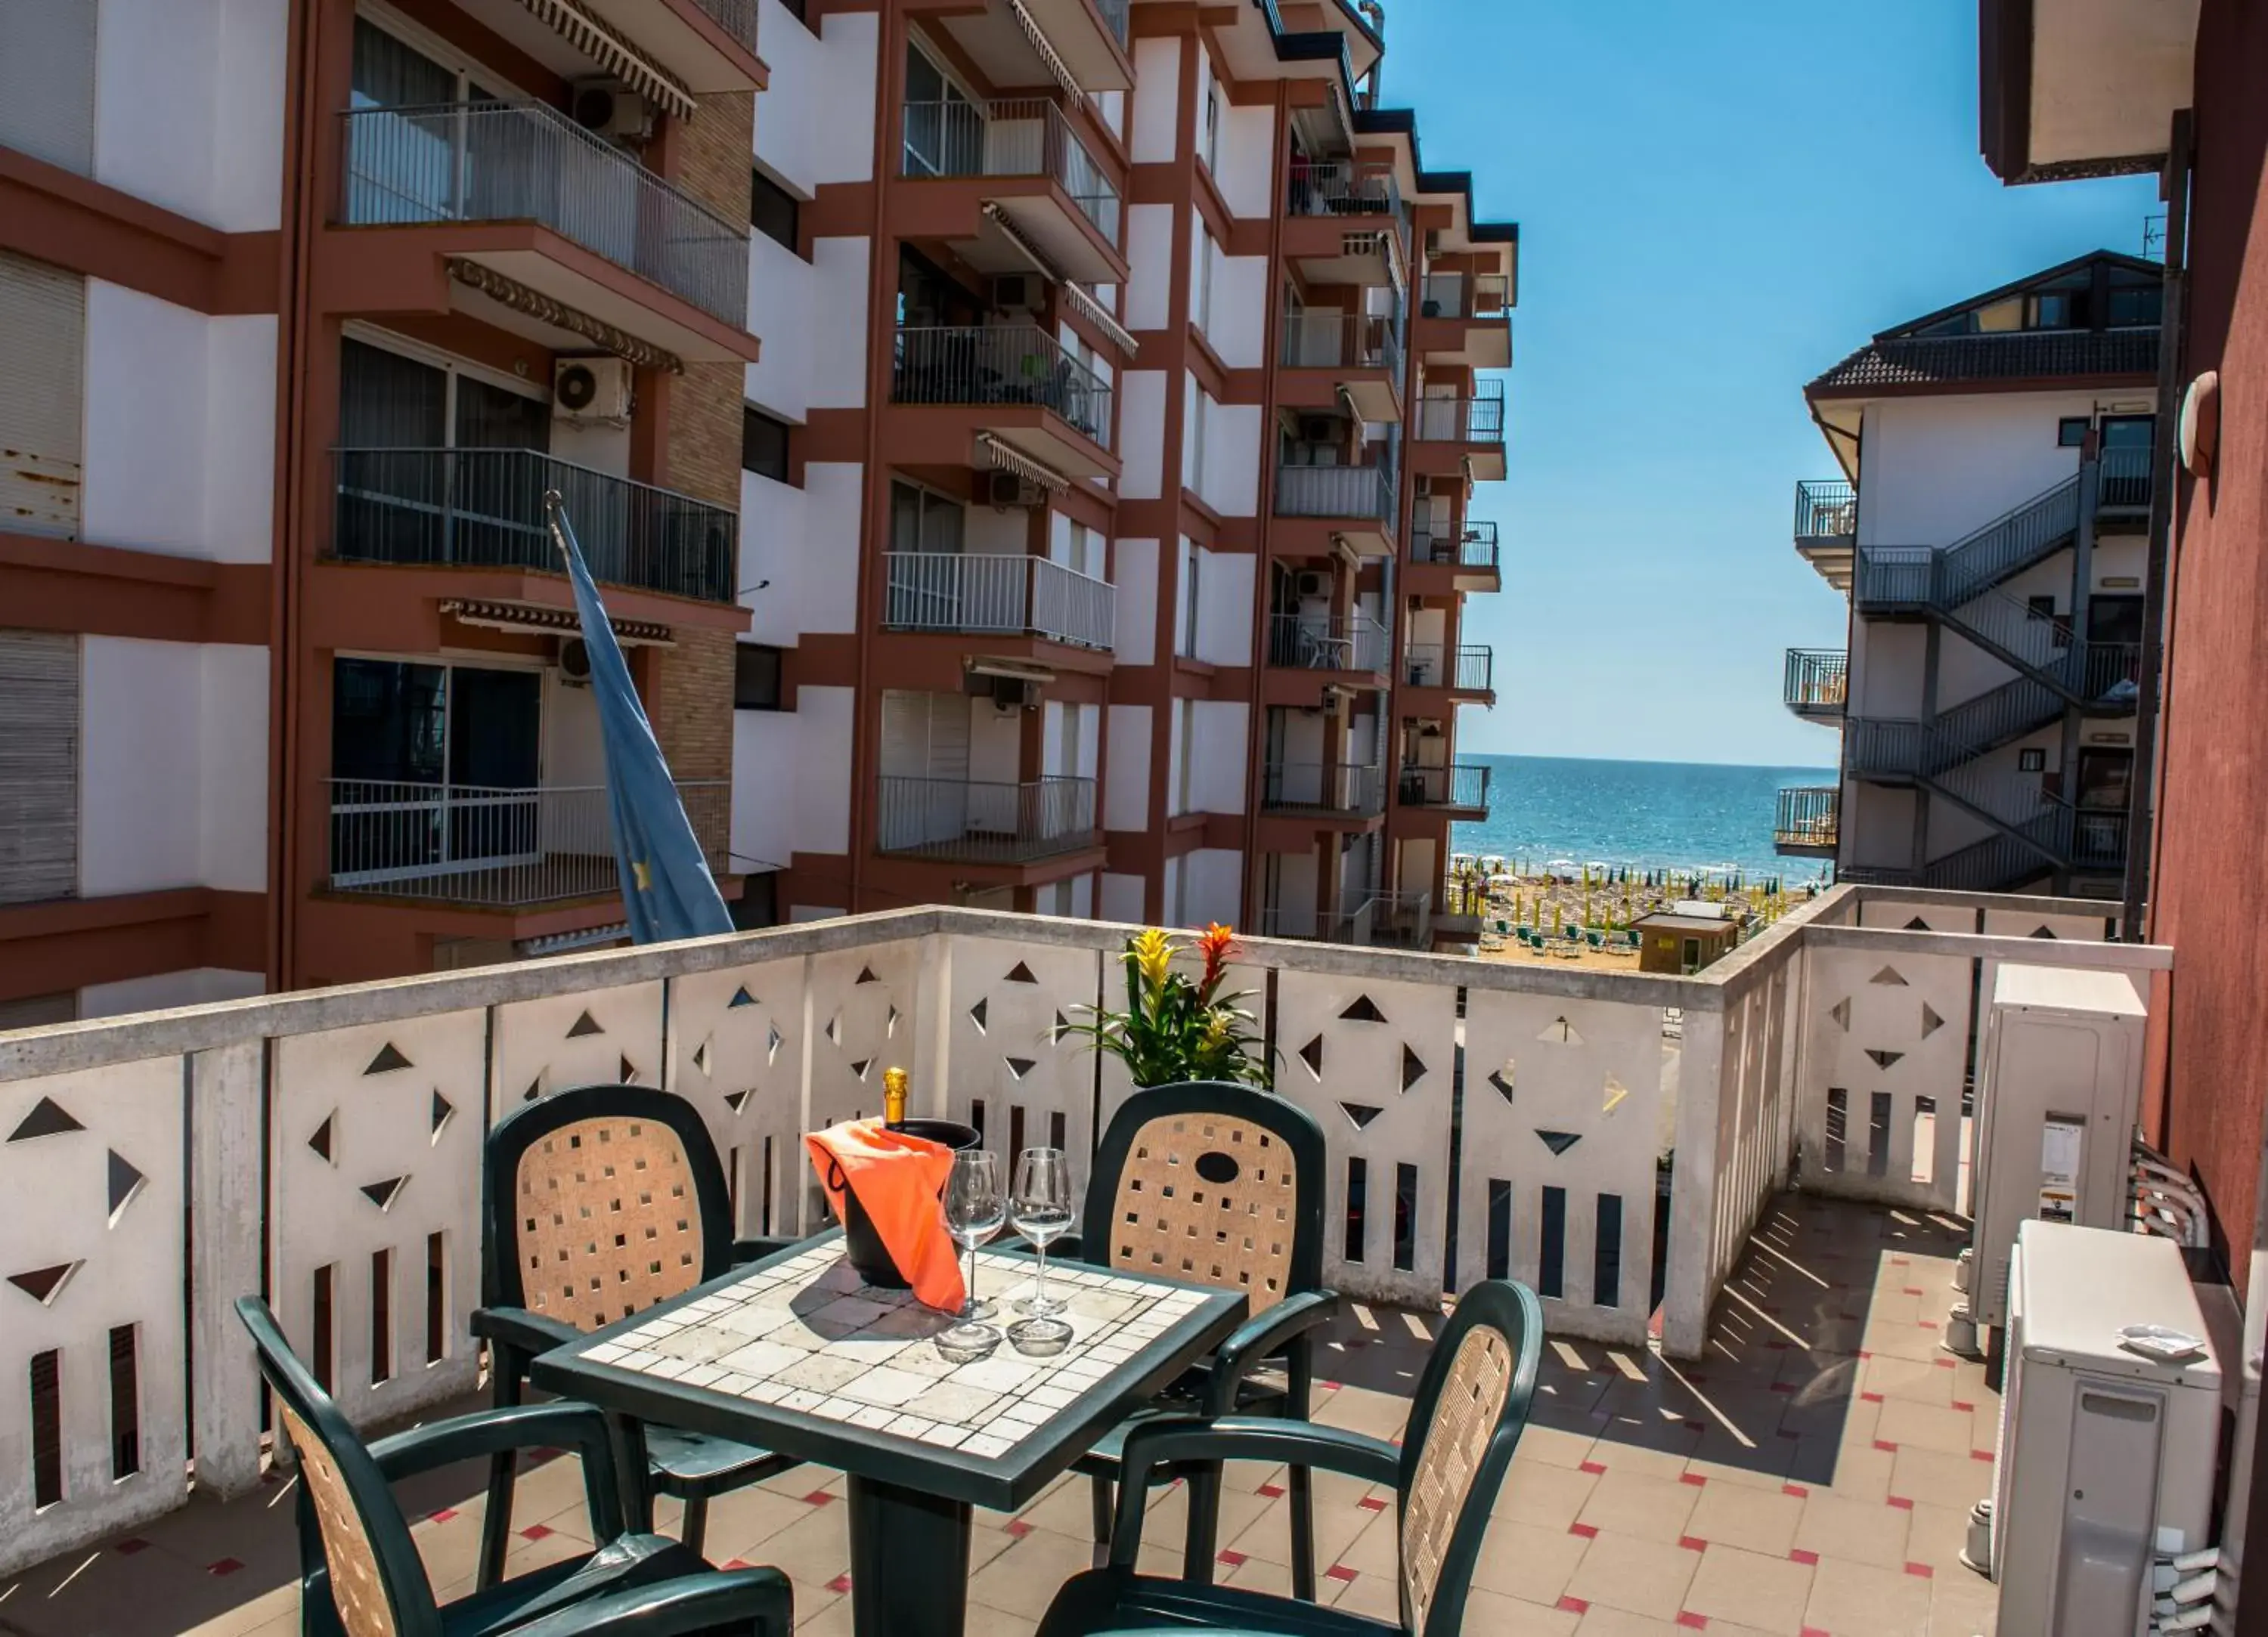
937,1148 -> 1005,1361
1011,1146 -> 1076,1320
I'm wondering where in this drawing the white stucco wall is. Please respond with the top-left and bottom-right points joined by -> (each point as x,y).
1189,701 -> 1248,812
1098,871 -> 1145,924
1124,206 -> 1174,333
1117,373 -> 1167,500
1129,37 -> 1180,164
94,0 -> 287,232
1216,106 -> 1274,218
1182,848 -> 1241,927
789,685 -> 854,854
1103,705 -> 1151,831
745,233 -> 814,422
1857,391 -> 2147,549
1113,537 -> 1158,665
80,967 -> 265,1019
1201,402 -> 1261,516
740,463 -> 862,645
1207,254 -> 1268,370
1196,550 -> 1254,666
804,238 -> 873,410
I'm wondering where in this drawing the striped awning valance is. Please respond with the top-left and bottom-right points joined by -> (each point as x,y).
1063,281 -> 1136,357
503,0 -> 698,119
980,203 -> 1067,284
440,598 -> 677,645
977,434 -> 1070,493
446,259 -> 686,373
1004,0 -> 1083,107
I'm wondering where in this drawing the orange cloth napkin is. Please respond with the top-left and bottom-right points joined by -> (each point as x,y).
804,1120 -> 967,1312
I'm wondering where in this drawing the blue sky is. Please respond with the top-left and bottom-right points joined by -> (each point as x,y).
1383,1 -> 2161,767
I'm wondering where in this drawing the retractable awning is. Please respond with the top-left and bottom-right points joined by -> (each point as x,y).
500,0 -> 698,119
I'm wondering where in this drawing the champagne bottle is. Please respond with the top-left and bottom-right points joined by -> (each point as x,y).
882,1066 -> 909,1130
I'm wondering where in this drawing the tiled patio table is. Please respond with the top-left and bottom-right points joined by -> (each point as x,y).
532,1230 -> 1247,1637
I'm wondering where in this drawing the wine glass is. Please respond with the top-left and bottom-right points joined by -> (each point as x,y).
1010,1147 -> 1076,1332
937,1150 -> 1005,1360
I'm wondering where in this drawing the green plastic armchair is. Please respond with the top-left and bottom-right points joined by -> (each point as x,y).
1037,1280 -> 1543,1637
234,1295 -> 794,1637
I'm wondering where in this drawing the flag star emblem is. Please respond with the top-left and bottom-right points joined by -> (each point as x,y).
632,860 -> 652,891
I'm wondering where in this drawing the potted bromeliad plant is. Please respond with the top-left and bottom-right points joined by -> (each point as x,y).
1064,924 -> 1272,1088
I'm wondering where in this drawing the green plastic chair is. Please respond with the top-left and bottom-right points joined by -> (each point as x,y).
1064,1082 -> 1338,1601
234,1295 -> 794,1637
1036,1280 -> 1543,1637
476,1085 -> 801,1583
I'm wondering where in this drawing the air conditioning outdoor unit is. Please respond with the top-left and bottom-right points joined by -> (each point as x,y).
992,274 -> 1044,313
1293,570 -> 1330,599
1988,1221 -> 2220,1635
572,82 -> 652,141
1298,416 -> 1336,444
989,675 -> 1039,711
555,357 -> 633,423
986,470 -> 1044,508
556,636 -> 593,686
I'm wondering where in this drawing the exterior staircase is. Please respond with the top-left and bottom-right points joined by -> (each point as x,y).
1846,456 -> 2143,891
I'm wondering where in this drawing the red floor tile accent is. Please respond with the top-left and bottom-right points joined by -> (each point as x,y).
1325,1564 -> 1359,1584
519,1524 -> 554,1541
1802,1627 -> 1834,1637
1861,1391 -> 1885,1403
1952,1400 -> 1975,1412
1217,1549 -> 1247,1567
1888,1495 -> 1914,1510
1783,1484 -> 1809,1499
804,1490 -> 836,1506
1904,1561 -> 1934,1578
1918,1320 -> 1938,1330
1858,1350 -> 1872,1360
1579,1460 -> 1608,1475
1358,1496 -> 1389,1512
1679,1536 -> 1708,1553
1790,1549 -> 1820,1566
1258,1483 -> 1285,1499
1971,1449 -> 1995,1462
1680,1472 -> 1707,1487
428,1509 -> 457,1524
1005,1520 -> 1034,1539
1678,1613 -> 1709,1629
206,1559 -> 244,1577
114,1538 -> 150,1555
724,1560 -> 751,1570
827,1574 -> 853,1595
1569,1523 -> 1599,1540
1873,1440 -> 1898,1453
1319,1381 -> 1343,1391
1933,1357 -> 1957,1369
1557,1597 -> 1590,1614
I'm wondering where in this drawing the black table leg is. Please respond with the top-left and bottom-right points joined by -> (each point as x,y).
846,1474 -> 972,1637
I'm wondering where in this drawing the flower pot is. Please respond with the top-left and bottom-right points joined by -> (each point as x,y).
829,1118 -> 980,1289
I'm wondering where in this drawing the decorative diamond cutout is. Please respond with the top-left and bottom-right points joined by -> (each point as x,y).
1005,962 -> 1038,985
8,1097 -> 83,1143
1339,994 -> 1387,1024
1869,967 -> 1907,987
723,1090 -> 752,1115
618,1054 -> 638,1084
1904,917 -> 1932,932
968,998 -> 989,1033
1537,1017 -> 1583,1045
8,1261 -> 81,1306
567,1010 -> 605,1038
107,1151 -> 146,1223
1297,1035 -> 1325,1081
886,1005 -> 900,1038
1535,1129 -> 1582,1156
1401,1044 -> 1426,1093
1829,998 -> 1851,1032
307,1114 -> 336,1165
1865,1049 -> 1904,1070
1487,1062 -> 1516,1104
767,1023 -> 784,1064
692,1039 -> 711,1077
825,1013 -> 842,1047
855,966 -> 879,986
1919,1004 -> 1945,1038
1052,1010 -> 1072,1044
1602,1075 -> 1629,1116
360,1176 -> 407,1212
2028,925 -> 2059,939
429,1092 -> 454,1141
1340,1102 -> 1383,1131
524,1078 -> 544,1103
850,1059 -> 872,1082
364,1042 -> 413,1075
1005,1057 -> 1036,1082
728,986 -> 758,1010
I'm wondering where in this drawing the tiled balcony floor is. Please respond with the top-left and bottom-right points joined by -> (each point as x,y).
0,1196 -> 2000,1637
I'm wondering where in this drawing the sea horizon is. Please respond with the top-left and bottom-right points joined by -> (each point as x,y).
1448,753 -> 1839,880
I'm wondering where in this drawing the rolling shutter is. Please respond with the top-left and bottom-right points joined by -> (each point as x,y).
0,630 -> 80,905
0,0 -> 98,176
0,252 -> 87,540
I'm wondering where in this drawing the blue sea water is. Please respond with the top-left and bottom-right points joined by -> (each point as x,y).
1449,755 -> 1839,881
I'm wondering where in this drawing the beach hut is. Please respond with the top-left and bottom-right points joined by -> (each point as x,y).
1632,902 -> 1740,975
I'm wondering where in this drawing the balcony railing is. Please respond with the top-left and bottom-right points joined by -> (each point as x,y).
875,775 -> 1096,862
1274,462 -> 1397,524
882,552 -> 1114,651
337,101 -> 749,329
327,779 -> 729,906
900,97 -> 1121,243
1261,762 -> 1383,815
1783,648 -> 1848,715
891,325 -> 1114,449
1399,763 -> 1490,809
684,0 -> 761,54
1418,273 -> 1510,320
332,447 -> 738,603
1411,518 -> 1499,570
1403,642 -> 1494,693
0,885 -> 2161,1570
1089,0 -> 1130,42
1286,159 -> 1402,221
1279,311 -> 1403,380
1774,785 -> 1839,853
1266,891 -> 1432,948
2099,443 -> 2155,512
1793,479 -> 1857,542
1413,388 -> 1505,444
1266,612 -> 1390,673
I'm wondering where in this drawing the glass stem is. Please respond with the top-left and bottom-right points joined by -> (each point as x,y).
1035,1237 -> 1049,1308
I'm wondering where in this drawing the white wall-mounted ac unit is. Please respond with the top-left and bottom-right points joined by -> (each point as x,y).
1990,1221 -> 2220,1635
1293,570 -> 1330,599
556,637 -> 593,685
986,470 -> 1044,508
555,357 -> 633,423
572,82 -> 652,141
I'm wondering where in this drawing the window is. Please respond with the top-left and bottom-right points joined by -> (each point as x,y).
750,169 -> 801,255
2057,416 -> 2089,448
2107,283 -> 2162,327
2019,748 -> 2046,773
888,480 -> 964,552
901,40 -> 978,178
733,644 -> 785,710
731,872 -> 779,929
0,630 -> 79,905
2026,594 -> 2058,623
1173,698 -> 1197,814
742,407 -> 792,483
1177,539 -> 1201,657
1203,82 -> 1222,175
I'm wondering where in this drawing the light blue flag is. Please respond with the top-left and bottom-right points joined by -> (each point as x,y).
546,492 -> 733,944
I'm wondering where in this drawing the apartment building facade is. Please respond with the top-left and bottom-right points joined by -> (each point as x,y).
1774,251 -> 2161,897
0,0 -> 766,1015
733,0 -> 1516,945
